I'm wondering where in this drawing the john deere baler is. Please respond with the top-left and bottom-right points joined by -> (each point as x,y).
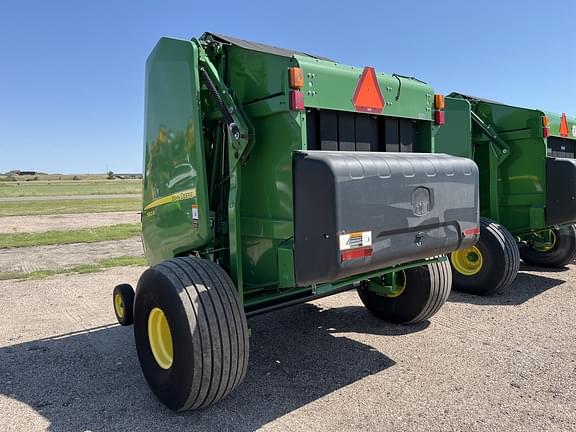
112,34 -> 480,411
436,93 -> 576,295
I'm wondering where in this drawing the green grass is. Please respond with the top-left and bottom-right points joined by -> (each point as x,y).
0,223 -> 141,249
0,179 -> 141,197
70,256 -> 147,273
0,269 -> 59,281
0,197 -> 141,216
0,255 -> 147,281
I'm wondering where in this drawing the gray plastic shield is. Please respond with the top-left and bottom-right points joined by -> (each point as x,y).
293,151 -> 480,285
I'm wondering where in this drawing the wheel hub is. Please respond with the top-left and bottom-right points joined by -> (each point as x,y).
148,307 -> 174,369
451,246 -> 484,276
531,230 -> 557,252
114,293 -> 125,319
387,270 -> 407,298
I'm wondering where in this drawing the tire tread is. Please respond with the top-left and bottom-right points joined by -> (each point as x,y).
358,256 -> 451,324
452,217 -> 519,296
139,257 -> 248,411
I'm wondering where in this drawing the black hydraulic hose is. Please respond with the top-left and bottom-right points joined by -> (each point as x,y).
199,66 -> 234,125
393,73 -> 402,101
392,73 -> 428,101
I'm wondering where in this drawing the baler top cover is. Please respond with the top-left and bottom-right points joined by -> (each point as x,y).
198,33 -> 435,122
201,32 -> 334,61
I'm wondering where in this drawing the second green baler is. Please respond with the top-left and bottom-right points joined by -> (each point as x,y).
436,93 -> 576,295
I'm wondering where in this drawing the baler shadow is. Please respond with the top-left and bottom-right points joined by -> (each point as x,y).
0,300 -> 418,431
448,272 -> 565,306
519,263 -> 571,273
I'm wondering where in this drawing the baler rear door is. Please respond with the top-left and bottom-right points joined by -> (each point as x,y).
293,151 -> 479,285
141,38 -> 211,265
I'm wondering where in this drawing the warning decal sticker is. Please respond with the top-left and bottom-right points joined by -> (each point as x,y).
339,231 -> 372,251
192,204 -> 199,229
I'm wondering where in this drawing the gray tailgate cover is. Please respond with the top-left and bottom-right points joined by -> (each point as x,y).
293,151 -> 479,285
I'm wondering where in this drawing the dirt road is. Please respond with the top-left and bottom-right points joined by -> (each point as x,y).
0,264 -> 574,431
0,212 -> 140,234
0,238 -> 143,273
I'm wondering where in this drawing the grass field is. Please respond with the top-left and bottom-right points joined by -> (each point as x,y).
0,255 -> 147,281
0,174 -> 141,182
0,177 -> 145,277
0,197 -> 141,216
0,180 -> 141,197
0,223 -> 141,249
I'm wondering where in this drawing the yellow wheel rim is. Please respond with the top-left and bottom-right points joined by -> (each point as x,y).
114,293 -> 125,319
451,246 -> 484,276
148,307 -> 174,369
387,270 -> 407,298
532,230 -> 556,252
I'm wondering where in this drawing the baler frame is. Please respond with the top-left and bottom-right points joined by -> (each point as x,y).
176,36 -> 477,313
190,38 -> 453,312
196,40 -> 253,301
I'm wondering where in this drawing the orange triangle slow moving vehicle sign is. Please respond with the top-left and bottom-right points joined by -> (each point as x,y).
560,113 -> 569,137
352,67 -> 385,113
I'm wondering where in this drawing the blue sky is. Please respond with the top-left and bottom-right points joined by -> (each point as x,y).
1,0 -> 574,173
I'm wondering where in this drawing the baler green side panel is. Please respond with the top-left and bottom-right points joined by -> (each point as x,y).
435,97 -> 473,159
141,38 -> 211,265
225,46 -> 290,105
238,111 -> 301,288
472,102 -> 547,233
440,94 -> 548,234
221,47 -> 300,288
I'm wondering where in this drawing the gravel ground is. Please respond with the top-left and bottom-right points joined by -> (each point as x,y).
0,264 -> 575,432
0,194 -> 139,202
0,238 -> 143,273
0,212 -> 140,234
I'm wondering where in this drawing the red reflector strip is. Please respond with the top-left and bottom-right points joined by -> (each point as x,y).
341,246 -> 373,262
289,90 -> 305,111
543,126 -> 550,138
435,110 -> 445,125
463,227 -> 480,236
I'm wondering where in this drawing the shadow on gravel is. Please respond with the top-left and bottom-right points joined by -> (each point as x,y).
0,302 -> 426,431
519,263 -> 571,273
448,272 -> 565,306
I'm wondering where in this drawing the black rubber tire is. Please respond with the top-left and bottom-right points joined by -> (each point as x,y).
357,257 -> 452,324
113,283 -> 134,326
133,256 -> 249,411
520,224 -> 576,268
450,217 -> 520,296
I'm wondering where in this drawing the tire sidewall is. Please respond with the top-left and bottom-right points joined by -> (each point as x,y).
454,230 -> 501,286
549,225 -> 576,262
113,284 -> 134,326
134,266 -> 195,410
521,225 -> 576,267
451,220 -> 516,294
358,264 -> 435,323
